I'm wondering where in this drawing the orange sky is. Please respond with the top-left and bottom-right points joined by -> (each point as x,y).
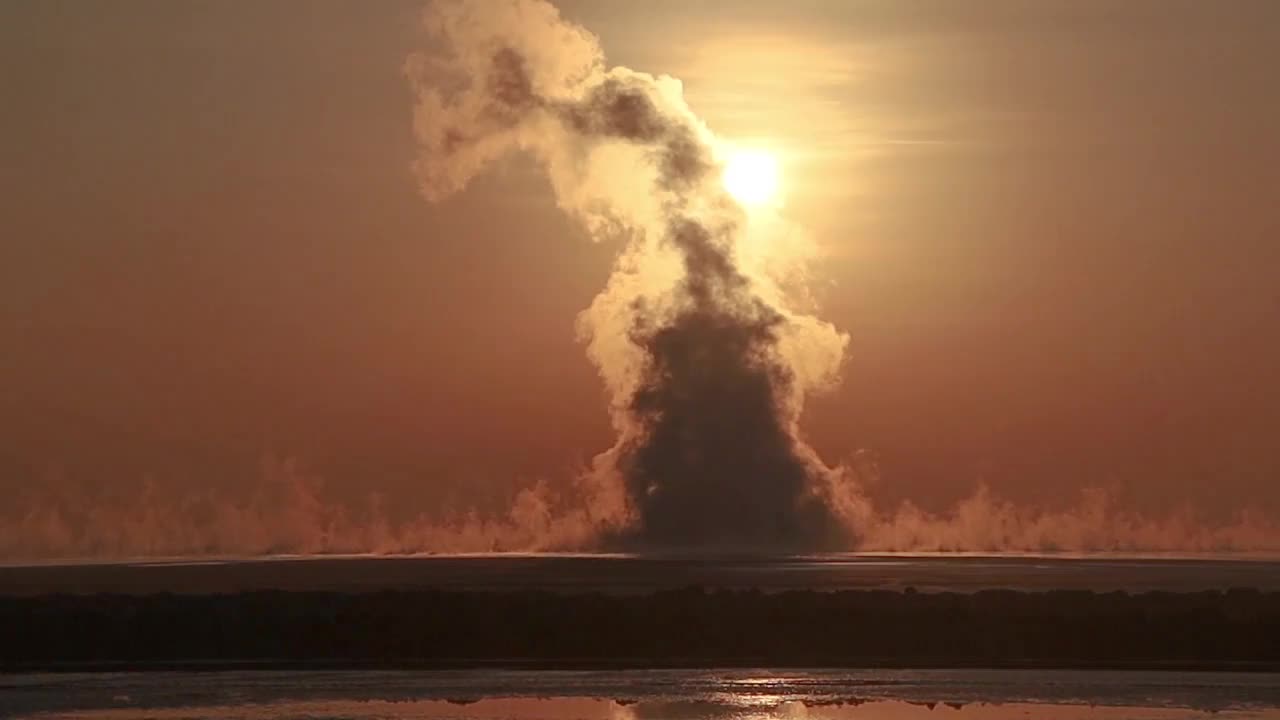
2,0 -> 1279,531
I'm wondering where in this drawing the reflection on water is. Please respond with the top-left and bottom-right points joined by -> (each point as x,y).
5,670 -> 1280,720
15,697 -> 1280,720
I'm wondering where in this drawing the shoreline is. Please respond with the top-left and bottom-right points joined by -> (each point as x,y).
7,658 -> 1280,675
6,553 -> 1280,596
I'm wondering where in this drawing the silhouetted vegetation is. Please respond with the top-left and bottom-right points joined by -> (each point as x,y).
3,588 -> 1279,671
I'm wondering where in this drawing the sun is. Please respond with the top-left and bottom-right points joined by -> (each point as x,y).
722,149 -> 780,208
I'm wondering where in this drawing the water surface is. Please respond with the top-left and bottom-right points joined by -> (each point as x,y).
5,669 -> 1280,719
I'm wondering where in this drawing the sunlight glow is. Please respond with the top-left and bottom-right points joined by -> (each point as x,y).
722,149 -> 780,208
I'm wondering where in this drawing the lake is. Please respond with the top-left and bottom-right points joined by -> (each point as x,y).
5,669 -> 1280,719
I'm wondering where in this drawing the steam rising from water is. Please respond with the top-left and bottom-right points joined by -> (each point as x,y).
4,458 -> 1280,558
2,1 -> 1278,560
406,0 -> 852,549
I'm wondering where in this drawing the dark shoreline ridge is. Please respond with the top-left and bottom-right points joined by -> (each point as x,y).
7,555 -> 1280,596
4,587 -> 1279,672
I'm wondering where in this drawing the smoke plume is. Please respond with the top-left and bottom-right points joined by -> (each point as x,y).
407,0 -> 852,550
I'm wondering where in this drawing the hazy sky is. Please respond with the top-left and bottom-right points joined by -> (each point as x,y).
3,0 -> 1279,521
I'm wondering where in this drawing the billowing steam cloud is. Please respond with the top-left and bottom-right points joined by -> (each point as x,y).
5,0 -> 1279,561
406,0 -> 851,549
